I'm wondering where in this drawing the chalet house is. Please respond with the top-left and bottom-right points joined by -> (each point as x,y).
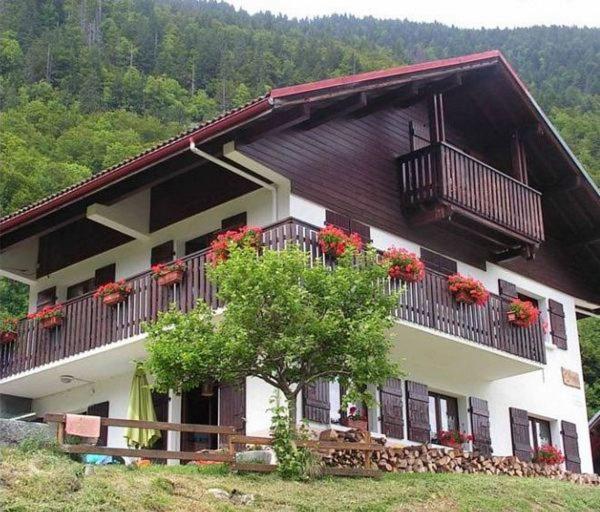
1,51 -> 599,472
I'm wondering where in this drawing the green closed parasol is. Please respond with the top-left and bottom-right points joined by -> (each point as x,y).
124,362 -> 162,449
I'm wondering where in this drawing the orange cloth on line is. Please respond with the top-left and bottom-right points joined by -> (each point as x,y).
65,413 -> 101,438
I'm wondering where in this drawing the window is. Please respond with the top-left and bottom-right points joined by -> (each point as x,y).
67,278 -> 96,300
529,417 -> 551,450
518,292 -> 539,308
428,392 -> 459,443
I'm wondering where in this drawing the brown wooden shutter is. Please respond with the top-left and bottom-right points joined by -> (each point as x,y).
561,420 -> 581,473
94,264 -> 116,287
185,231 -> 217,255
498,279 -> 518,300
151,240 -> 174,266
380,378 -> 404,439
36,287 -> 56,311
548,299 -> 567,350
303,378 -> 330,424
469,397 -> 492,457
86,401 -> 110,447
325,210 -> 351,232
66,278 -> 95,300
509,407 -> 532,461
221,212 -> 247,230
405,380 -> 430,443
349,219 -> 371,242
420,248 -> 457,276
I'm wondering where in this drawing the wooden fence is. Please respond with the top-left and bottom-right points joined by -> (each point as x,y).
45,414 -> 382,477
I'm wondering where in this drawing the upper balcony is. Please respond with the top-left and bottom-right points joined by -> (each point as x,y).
0,218 -> 546,383
398,142 -> 544,257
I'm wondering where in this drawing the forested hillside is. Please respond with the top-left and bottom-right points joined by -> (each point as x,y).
0,0 -> 599,412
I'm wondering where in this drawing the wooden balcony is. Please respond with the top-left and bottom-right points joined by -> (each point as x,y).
0,218 -> 545,380
398,142 -> 544,252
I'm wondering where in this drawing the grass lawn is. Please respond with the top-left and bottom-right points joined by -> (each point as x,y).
1,447 -> 600,512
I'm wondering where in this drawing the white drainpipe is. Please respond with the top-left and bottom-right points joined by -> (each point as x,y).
189,140 -> 278,222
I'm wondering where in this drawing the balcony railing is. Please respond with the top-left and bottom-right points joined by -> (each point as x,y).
398,142 -> 544,243
0,218 -> 545,379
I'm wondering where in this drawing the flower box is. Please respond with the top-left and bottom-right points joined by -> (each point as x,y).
94,280 -> 132,305
209,226 -> 263,265
102,291 -> 128,306
28,305 -> 63,330
40,315 -> 62,330
448,273 -> 489,306
341,418 -> 368,431
438,429 -> 473,448
152,260 -> 186,285
507,299 -> 540,328
383,247 -> 425,283
157,269 -> 184,286
0,331 -> 17,344
317,224 -> 363,259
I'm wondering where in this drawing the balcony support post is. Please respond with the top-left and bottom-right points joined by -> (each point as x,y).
428,93 -> 446,143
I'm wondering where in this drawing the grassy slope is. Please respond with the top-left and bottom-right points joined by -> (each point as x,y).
1,448 -> 600,512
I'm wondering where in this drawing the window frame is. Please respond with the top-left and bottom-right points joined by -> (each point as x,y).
428,391 -> 459,443
528,416 -> 552,451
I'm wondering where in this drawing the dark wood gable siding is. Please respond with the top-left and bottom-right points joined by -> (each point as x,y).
240,101 -> 491,269
239,98 -> 599,302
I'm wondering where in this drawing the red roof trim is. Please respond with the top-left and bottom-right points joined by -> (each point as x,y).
271,50 -> 501,100
0,97 -> 271,233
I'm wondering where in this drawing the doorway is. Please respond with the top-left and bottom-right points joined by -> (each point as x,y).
181,386 -> 219,451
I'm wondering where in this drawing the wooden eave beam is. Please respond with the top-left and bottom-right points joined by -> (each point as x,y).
299,92 -> 368,130
353,83 -> 420,118
237,104 -> 310,143
543,174 -> 583,197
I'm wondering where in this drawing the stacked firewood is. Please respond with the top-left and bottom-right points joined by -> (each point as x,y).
318,429 -> 600,485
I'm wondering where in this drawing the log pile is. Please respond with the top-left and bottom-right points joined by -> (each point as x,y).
318,429 -> 600,485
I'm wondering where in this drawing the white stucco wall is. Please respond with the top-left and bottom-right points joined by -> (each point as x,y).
32,371 -> 134,449
289,194 -> 593,473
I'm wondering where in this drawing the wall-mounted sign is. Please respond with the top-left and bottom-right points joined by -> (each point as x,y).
562,367 -> 581,389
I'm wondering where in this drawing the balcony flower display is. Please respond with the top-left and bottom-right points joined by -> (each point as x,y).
340,405 -> 369,431
533,444 -> 565,465
382,247 -> 425,283
507,299 -> 540,328
151,260 -> 186,286
209,226 -> 263,266
317,224 -> 363,259
437,429 -> 473,448
28,304 -> 64,330
447,273 -> 490,306
94,279 -> 132,306
0,317 -> 18,344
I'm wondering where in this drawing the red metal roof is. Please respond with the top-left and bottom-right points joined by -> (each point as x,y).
271,50 -> 503,100
0,50 -> 547,234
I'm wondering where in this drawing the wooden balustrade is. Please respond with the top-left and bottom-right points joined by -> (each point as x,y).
0,218 -> 545,379
399,142 -> 544,243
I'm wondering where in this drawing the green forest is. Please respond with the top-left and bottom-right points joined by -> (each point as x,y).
0,0 -> 599,414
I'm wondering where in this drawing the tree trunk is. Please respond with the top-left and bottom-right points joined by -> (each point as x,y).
286,393 -> 297,433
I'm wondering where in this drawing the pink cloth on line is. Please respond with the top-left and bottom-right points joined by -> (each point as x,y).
65,413 -> 101,438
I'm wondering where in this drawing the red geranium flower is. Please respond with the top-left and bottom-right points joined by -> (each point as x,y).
382,247 -> 425,282
448,273 -> 490,306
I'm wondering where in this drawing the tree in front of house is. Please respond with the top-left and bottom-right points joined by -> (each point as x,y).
144,239 -> 400,430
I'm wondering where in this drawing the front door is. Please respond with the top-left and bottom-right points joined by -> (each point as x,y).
181,386 -> 219,451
